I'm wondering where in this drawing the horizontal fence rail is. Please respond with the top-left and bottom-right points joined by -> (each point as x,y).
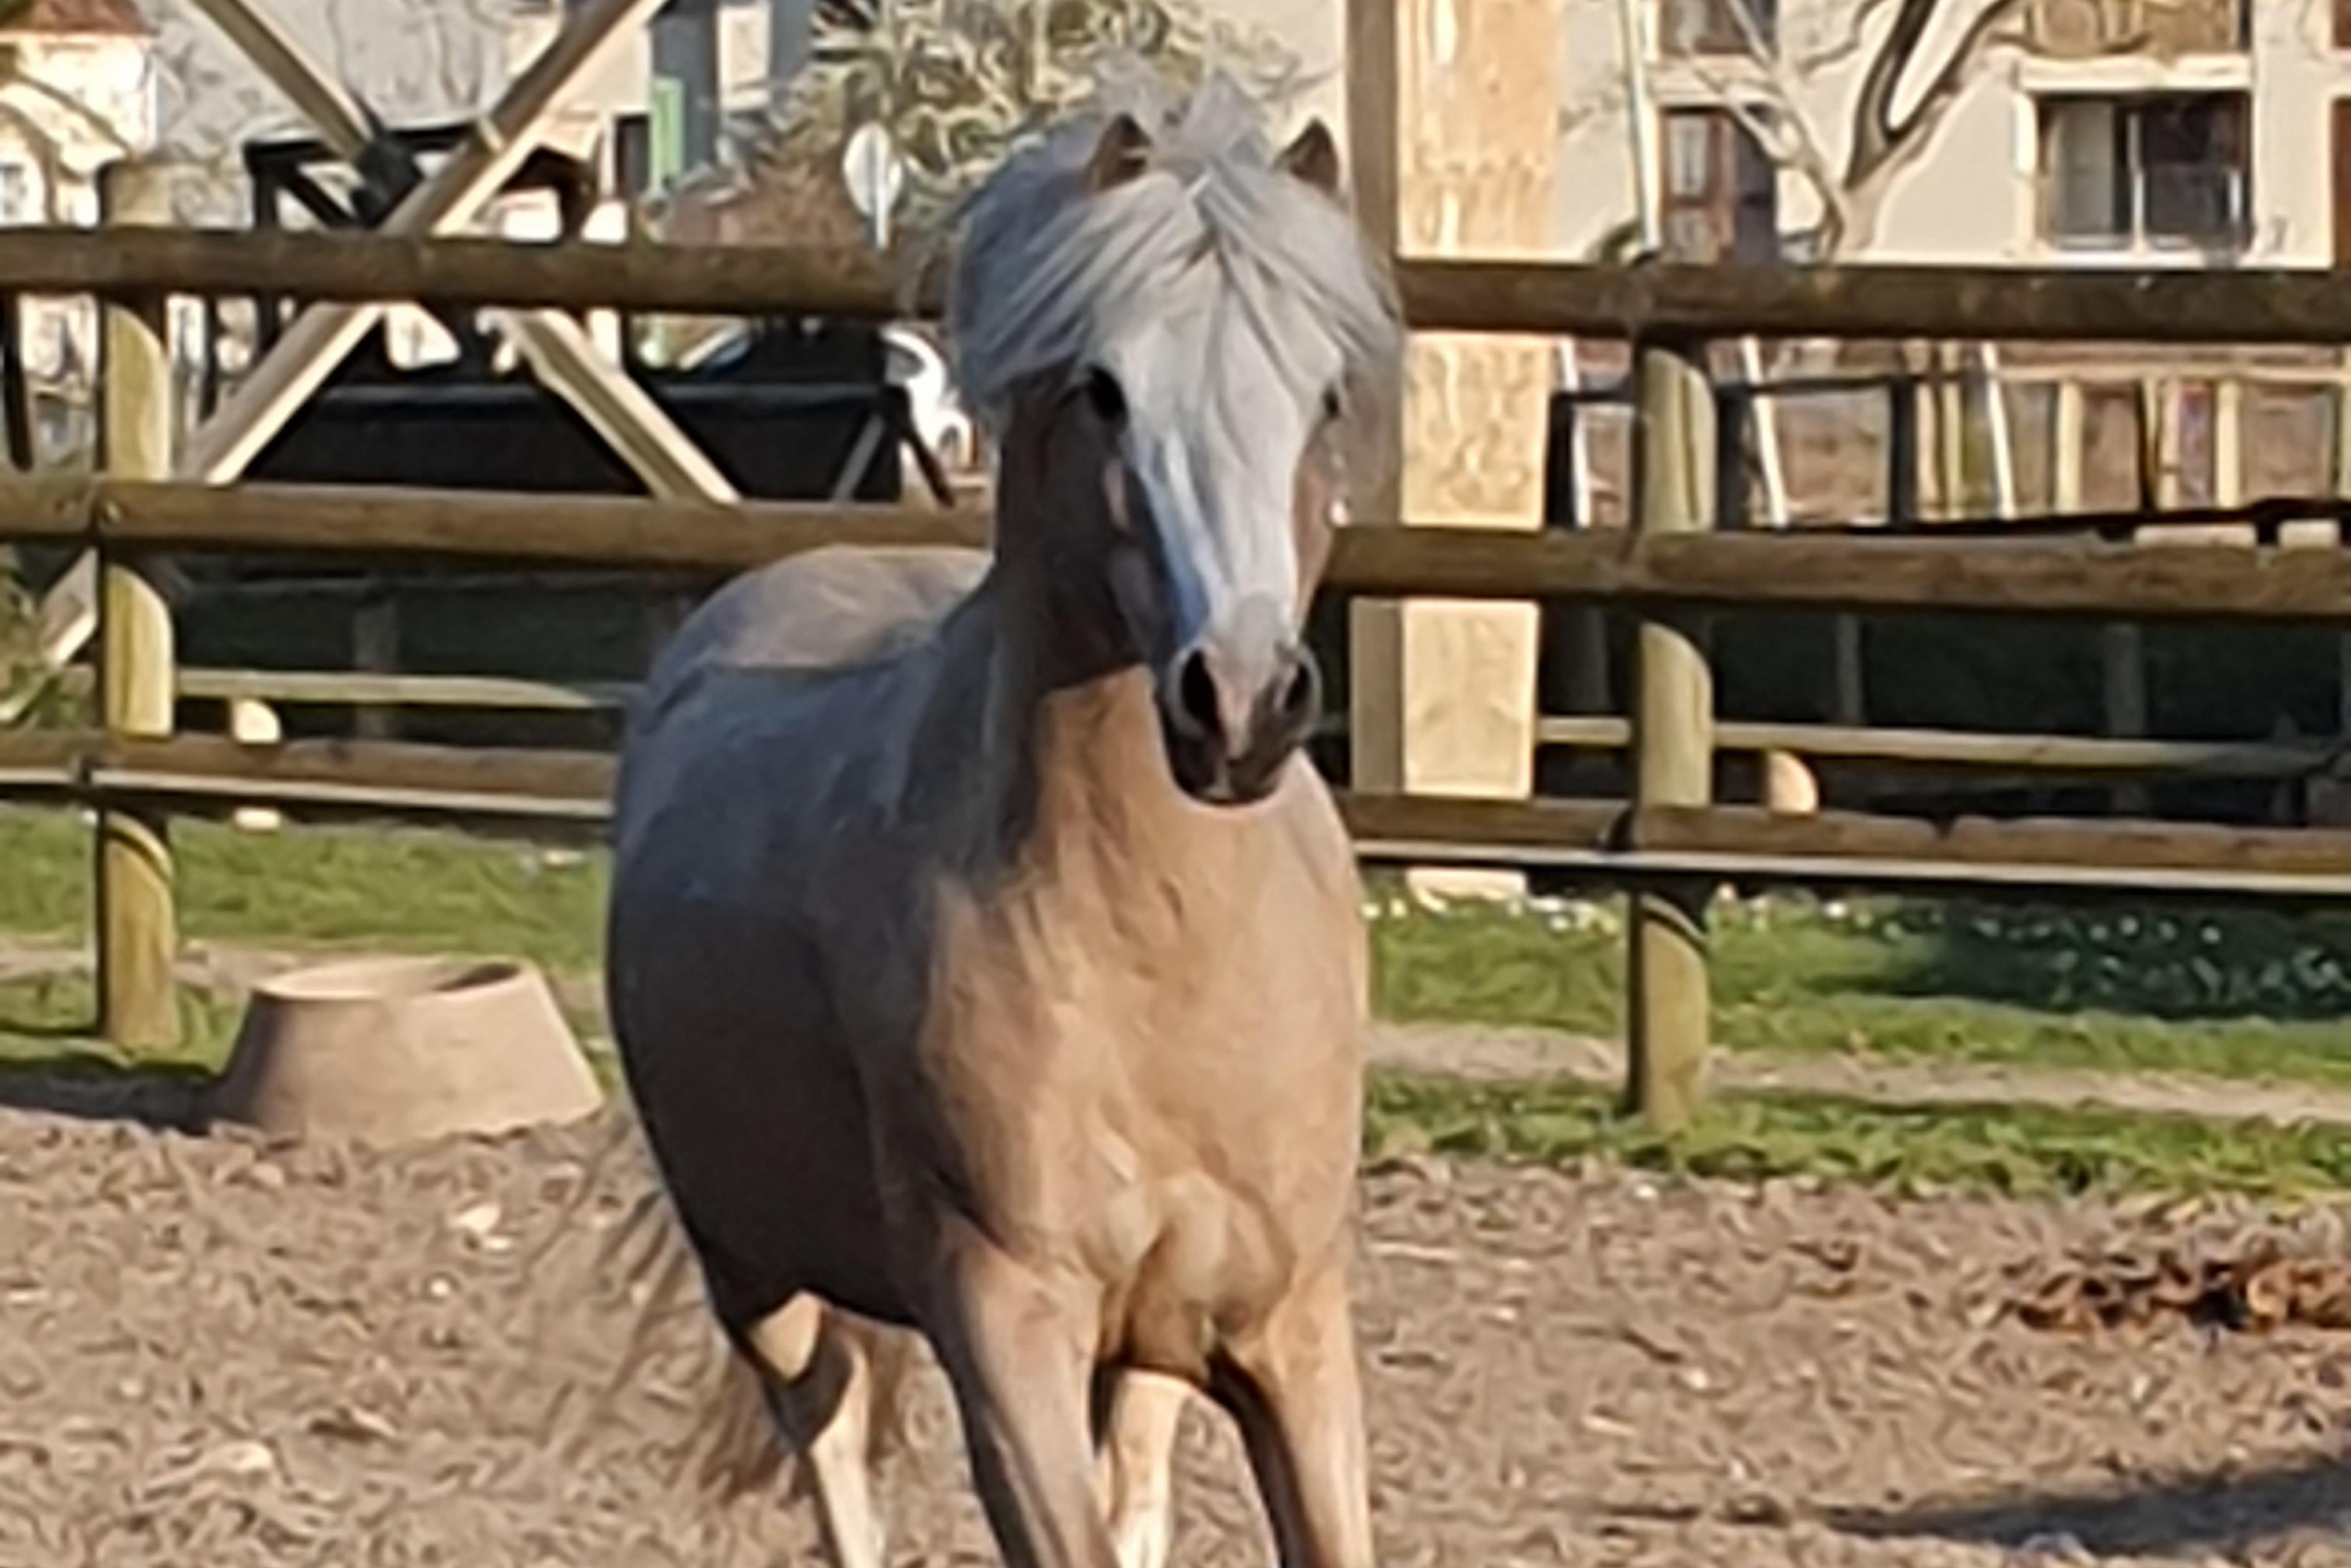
1536,717 -> 2345,780
128,678 -> 2348,780
12,477 -> 2351,621
9,730 -> 2351,898
176,670 -> 634,712
18,226 -> 2351,341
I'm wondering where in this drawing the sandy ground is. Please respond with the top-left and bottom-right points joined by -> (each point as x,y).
2,1098 -> 2349,1568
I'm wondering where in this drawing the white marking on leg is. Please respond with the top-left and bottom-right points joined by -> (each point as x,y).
1100,1371 -> 1188,1568
748,1298 -> 888,1568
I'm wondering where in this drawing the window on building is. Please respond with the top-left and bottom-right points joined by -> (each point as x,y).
1660,108 -> 1780,262
2039,93 -> 2248,250
2034,0 -> 2244,54
1658,0 -> 1776,55
614,113 -> 652,197
2335,0 -> 2351,49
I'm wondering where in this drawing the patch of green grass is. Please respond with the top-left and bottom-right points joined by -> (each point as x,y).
1368,1072 -> 2351,1200
1368,885 -> 2351,1088
0,970 -> 243,1070
0,807 -> 607,971
1368,890 -> 1626,1035
0,809 -> 96,938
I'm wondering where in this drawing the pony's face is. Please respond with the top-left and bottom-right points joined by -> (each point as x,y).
1071,117 -> 1364,807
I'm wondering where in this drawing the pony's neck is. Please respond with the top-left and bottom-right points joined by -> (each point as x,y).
952,525 -> 1186,879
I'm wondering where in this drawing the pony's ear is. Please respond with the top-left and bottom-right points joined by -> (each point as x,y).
1085,113 -> 1154,193
1276,119 -> 1343,198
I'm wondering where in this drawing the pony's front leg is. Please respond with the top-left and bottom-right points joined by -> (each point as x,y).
744,1294 -> 887,1568
925,1232 -> 1122,1568
1210,1262 -> 1375,1568
1094,1370 -> 1188,1568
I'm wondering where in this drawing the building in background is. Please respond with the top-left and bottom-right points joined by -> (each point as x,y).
1550,0 -> 2349,267
505,0 -> 788,208
0,0 -> 157,414
0,0 -> 156,226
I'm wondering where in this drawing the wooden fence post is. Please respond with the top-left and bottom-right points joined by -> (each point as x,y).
1355,0 -> 1555,901
1626,334 -> 1715,1131
2334,361 -> 2351,767
1885,371 -> 1921,527
1935,340 -> 1968,517
1713,383 -> 1751,529
1343,0 -> 1403,805
2101,378 -> 2168,816
96,159 -> 180,1051
0,291 -> 29,471
1837,367 -> 1923,732
2052,378 -> 2084,513
352,585 -> 399,741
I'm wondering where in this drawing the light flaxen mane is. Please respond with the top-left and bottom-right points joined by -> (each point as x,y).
940,73 -> 1401,475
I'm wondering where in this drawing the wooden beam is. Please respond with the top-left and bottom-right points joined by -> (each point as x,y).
82,732 -> 617,820
1536,716 -> 2342,777
95,162 -> 180,1053
1626,337 -> 1714,1131
350,592 -> 399,741
0,291 -> 29,473
177,669 -> 637,711
0,229 -> 915,319
1328,522 -> 2351,621
1343,0 -> 1398,261
86,479 -> 986,567
488,307 -> 739,500
1979,343 -> 2016,520
1342,0 -> 1403,813
2052,379 -> 2086,512
23,232 -> 2351,344
1386,261 -> 2351,344
181,0 -> 672,487
0,728 -> 79,792
37,0 -> 679,676
13,729 -> 2351,899
9,477 -> 2351,622
187,0 -> 739,508
1340,793 -> 2351,897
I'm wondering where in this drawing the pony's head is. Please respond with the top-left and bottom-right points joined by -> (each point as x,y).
943,75 -> 1403,805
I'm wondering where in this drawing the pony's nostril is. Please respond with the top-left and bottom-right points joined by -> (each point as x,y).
1174,650 -> 1222,741
1277,655 -> 1319,728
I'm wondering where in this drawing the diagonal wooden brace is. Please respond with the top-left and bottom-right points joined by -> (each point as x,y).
39,0 -> 692,663
487,308 -> 736,499
183,0 -> 735,500
183,0 -> 679,486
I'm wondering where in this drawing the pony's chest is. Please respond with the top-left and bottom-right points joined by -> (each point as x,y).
912,853 -> 1364,1248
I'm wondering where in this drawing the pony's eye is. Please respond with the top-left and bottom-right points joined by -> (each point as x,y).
1084,366 -> 1128,424
1320,385 -> 1346,423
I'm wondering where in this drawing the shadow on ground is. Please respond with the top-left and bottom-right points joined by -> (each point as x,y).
0,1049 -> 210,1129
1885,899 -> 2351,1025
1826,1451 -> 2351,1559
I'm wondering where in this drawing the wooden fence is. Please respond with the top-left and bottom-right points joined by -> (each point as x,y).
13,227 -> 2351,1124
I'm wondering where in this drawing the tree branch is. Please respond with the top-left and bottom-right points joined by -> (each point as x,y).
0,97 -> 69,222
1717,0 -> 1854,243
1793,0 -> 1899,73
3,71 -> 134,154
1845,0 -> 2020,192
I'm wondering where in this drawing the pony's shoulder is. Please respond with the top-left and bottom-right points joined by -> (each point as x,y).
637,545 -> 989,720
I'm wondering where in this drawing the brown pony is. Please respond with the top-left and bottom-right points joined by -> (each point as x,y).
604,74 -> 1404,1568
